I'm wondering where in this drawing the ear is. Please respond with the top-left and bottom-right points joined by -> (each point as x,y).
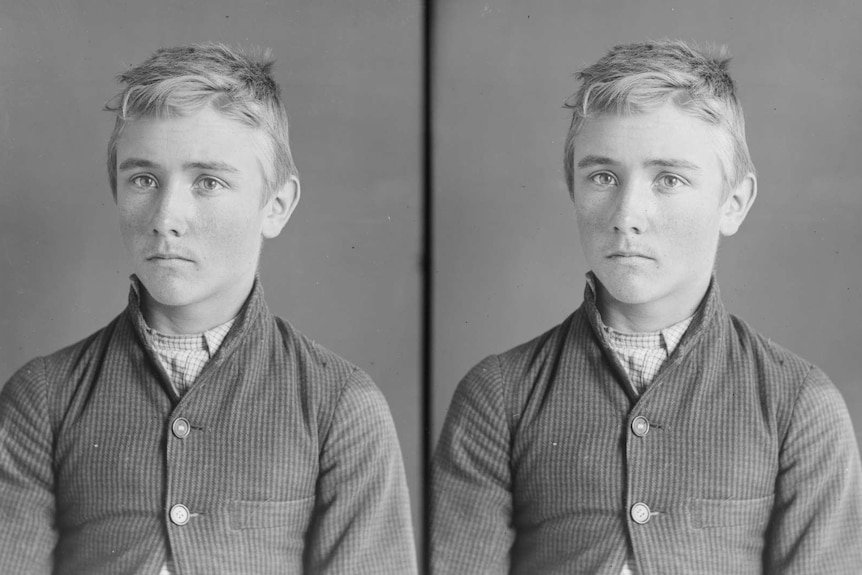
262,176 -> 300,239
718,173 -> 756,237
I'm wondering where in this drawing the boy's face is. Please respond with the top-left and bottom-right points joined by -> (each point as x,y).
571,102 -> 752,328
115,106 -> 295,331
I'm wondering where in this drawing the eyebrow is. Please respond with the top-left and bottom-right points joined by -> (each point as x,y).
117,158 -> 240,173
118,158 -> 158,172
185,161 -> 240,174
576,155 -> 618,169
643,158 -> 701,172
575,155 -> 701,172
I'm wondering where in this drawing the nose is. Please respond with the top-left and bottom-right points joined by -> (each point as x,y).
150,182 -> 190,237
609,179 -> 649,235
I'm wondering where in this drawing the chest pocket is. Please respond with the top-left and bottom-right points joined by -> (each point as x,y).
687,493 -> 774,529
203,497 -> 317,572
228,496 -> 316,531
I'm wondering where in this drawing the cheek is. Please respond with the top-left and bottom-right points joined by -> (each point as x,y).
574,204 -> 604,241
117,203 -> 144,238
200,210 -> 263,253
664,211 -> 721,256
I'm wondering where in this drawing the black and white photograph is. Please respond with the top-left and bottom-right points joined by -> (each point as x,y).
1,1 -> 860,573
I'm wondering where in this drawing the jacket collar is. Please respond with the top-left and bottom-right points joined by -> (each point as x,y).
127,274 -> 268,366
582,271 -> 724,361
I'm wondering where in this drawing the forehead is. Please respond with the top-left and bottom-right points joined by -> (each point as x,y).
116,106 -> 270,173
573,103 -> 724,174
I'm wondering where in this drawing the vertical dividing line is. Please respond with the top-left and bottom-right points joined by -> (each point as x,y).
420,1 -> 434,573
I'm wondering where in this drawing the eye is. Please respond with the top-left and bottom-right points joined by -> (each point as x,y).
130,174 -> 158,189
589,172 -> 618,187
196,176 -> 227,193
655,173 -> 688,189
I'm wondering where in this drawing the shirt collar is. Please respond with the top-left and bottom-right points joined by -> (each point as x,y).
599,315 -> 694,355
145,318 -> 236,357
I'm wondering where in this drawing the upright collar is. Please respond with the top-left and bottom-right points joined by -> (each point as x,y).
127,274 -> 268,364
583,271 -> 724,359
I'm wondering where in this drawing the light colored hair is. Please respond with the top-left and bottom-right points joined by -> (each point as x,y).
563,40 -> 755,196
105,43 -> 297,200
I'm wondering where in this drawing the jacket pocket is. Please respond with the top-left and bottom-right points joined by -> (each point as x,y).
677,494 -> 775,574
687,493 -> 774,529
228,496 -> 315,530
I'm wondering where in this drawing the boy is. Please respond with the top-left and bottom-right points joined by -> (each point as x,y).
0,44 -> 416,574
432,40 -> 862,574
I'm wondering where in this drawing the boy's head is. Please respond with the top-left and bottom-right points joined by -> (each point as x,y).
106,43 -> 297,203
563,40 -> 755,198
565,40 -> 758,331
108,44 -> 300,333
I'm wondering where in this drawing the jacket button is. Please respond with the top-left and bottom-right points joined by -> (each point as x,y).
631,502 -> 651,524
172,418 -> 191,439
631,416 -> 650,437
170,504 -> 190,526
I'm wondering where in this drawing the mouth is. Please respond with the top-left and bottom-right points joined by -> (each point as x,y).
146,253 -> 194,263
608,252 -> 652,259
606,251 -> 655,264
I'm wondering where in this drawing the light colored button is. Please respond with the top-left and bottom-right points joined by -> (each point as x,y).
170,504 -> 190,526
631,416 -> 650,437
172,418 -> 190,439
631,502 -> 651,524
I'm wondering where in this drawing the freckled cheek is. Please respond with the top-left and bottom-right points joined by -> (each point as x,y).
199,213 -> 262,257
117,205 -> 146,248
117,198 -> 150,229
574,208 -> 605,243
666,216 -> 720,258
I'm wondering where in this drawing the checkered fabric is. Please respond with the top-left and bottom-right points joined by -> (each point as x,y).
600,315 -> 692,575
431,274 -> 862,574
147,319 -> 235,397
0,276 -> 417,574
602,317 -> 693,396
147,320 -> 233,575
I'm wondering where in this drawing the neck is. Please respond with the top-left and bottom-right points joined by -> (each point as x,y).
140,280 -> 252,335
595,277 -> 710,333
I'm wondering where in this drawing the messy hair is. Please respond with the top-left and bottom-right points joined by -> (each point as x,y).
563,40 -> 755,196
105,43 -> 297,200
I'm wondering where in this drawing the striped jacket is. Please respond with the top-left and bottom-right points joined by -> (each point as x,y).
0,279 -> 417,574
431,278 -> 862,574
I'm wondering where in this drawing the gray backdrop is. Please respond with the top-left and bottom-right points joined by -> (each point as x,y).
0,0 -> 422,548
3,0 -> 862,560
432,0 -> 862,453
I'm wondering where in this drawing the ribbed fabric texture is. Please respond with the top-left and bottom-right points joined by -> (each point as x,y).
431,277 -> 862,574
0,278 -> 417,574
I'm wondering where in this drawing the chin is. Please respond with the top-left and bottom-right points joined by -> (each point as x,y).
594,269 -> 663,306
603,283 -> 660,306
137,272 -> 200,309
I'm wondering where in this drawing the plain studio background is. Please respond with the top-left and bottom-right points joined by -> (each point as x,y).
0,0 -> 422,552
432,0 -> 862,453
2,0 -> 862,564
